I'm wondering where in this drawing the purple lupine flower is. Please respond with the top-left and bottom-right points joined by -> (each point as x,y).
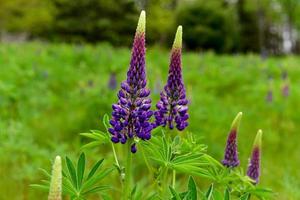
154,26 -> 189,131
222,112 -> 242,168
109,11 -> 152,153
108,72 -> 117,90
247,130 -> 263,185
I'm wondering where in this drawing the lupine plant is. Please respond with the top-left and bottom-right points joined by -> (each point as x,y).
34,11 -> 273,199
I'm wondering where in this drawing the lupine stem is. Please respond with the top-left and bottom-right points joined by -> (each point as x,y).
140,144 -> 153,177
111,142 -> 120,169
172,170 -> 176,188
123,142 -> 133,200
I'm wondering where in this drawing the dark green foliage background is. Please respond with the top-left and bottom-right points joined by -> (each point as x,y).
0,0 -> 293,54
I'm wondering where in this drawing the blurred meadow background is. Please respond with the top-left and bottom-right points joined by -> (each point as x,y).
1,0 -> 300,199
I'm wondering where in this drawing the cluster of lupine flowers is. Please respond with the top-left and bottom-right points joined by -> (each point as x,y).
222,112 -> 263,184
108,11 -> 188,153
108,10 -> 262,184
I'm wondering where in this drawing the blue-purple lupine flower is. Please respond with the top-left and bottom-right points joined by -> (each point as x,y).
154,26 -> 189,131
222,112 -> 242,168
247,130 -> 262,185
109,11 -> 152,153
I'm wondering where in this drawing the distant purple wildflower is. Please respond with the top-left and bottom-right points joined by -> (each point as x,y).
222,112 -> 242,168
281,70 -> 289,97
247,130 -> 262,185
108,72 -> 117,90
109,11 -> 152,153
282,84 -> 289,97
266,77 -> 273,103
266,90 -> 273,103
154,26 -> 189,131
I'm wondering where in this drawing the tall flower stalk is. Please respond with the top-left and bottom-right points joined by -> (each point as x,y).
247,130 -> 263,185
109,10 -> 152,153
48,156 -> 62,200
155,26 -> 189,131
222,112 -> 242,168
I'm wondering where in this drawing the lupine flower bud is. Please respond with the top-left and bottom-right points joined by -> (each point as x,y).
222,112 -> 242,168
247,130 -> 262,185
48,156 -> 62,200
154,26 -> 189,131
109,11 -> 152,153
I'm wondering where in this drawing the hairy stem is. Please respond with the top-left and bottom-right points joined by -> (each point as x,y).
172,170 -> 176,188
123,142 -> 132,200
111,142 -> 121,169
140,144 -> 153,177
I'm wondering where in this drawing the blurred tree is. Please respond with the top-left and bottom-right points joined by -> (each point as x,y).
50,0 -> 139,44
176,0 -> 239,52
278,0 -> 300,53
0,0 -> 54,36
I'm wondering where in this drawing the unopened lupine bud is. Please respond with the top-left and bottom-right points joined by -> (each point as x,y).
222,112 -> 242,168
48,156 -> 62,200
247,130 -> 262,185
109,11 -> 153,153
154,26 -> 189,131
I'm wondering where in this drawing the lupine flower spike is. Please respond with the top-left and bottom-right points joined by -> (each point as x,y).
109,11 -> 152,153
155,26 -> 189,130
247,130 -> 263,185
48,156 -> 62,200
222,112 -> 242,168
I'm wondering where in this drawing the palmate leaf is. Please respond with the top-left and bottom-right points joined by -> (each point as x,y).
34,153 -> 113,199
142,135 -> 216,179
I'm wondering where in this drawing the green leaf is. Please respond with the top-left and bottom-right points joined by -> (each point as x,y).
66,156 -> 78,189
30,184 -> 49,191
169,186 -> 181,200
77,152 -> 85,188
205,184 -> 214,200
103,114 -> 110,131
81,185 -> 110,195
187,176 -> 197,200
87,159 -> 104,180
224,188 -> 230,200
240,193 -> 250,200
81,167 -> 114,192
81,141 -> 102,149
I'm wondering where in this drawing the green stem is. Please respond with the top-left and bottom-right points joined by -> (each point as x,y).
161,167 -> 169,198
123,142 -> 132,200
172,170 -> 176,188
111,142 -> 120,169
140,145 -> 153,177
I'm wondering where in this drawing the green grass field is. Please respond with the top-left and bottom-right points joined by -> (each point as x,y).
1,42 -> 300,199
